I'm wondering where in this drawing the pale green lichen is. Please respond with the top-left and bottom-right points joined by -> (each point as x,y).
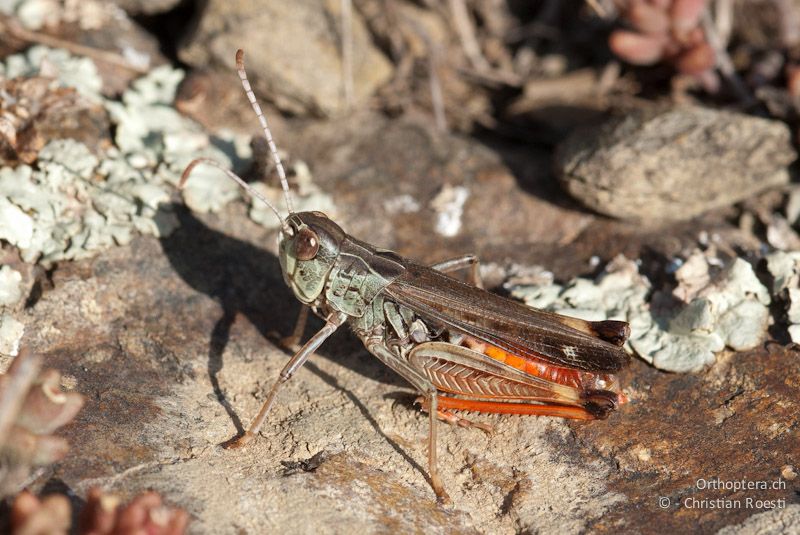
2,0 -> 114,33
103,63 -> 247,214
669,259 -> 770,351
766,251 -> 800,294
509,256 -> 771,373
179,165 -> 240,214
766,251 -> 800,343
0,267 -> 22,307
0,46 -> 258,265
0,196 -> 34,250
431,184 -> 470,238
0,140 -> 175,263
2,44 -> 334,267
0,265 -> 24,356
0,314 -> 24,356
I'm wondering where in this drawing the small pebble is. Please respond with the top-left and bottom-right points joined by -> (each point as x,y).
781,465 -> 797,481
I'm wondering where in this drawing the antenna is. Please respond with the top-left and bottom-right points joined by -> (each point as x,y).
178,158 -> 288,233
179,49 -> 296,235
235,49 -> 294,214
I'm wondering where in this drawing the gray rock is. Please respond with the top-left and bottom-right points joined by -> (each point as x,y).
556,105 -> 796,221
717,504 -> 800,535
179,0 -> 393,117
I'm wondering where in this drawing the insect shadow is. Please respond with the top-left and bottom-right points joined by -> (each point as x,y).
158,203 -> 409,434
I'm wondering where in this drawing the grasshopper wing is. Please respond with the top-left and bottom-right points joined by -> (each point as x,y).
383,262 -> 630,372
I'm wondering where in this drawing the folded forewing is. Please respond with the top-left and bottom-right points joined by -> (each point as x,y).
384,263 -> 630,372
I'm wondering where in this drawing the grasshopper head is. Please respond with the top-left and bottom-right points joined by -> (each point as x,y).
278,211 -> 345,304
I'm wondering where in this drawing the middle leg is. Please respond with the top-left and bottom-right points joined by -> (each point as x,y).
280,306 -> 309,351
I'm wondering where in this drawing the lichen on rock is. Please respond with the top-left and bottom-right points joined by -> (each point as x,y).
509,255 -> 771,373
0,314 -> 24,356
766,250 -> 800,342
0,266 -> 22,307
0,47 -> 256,267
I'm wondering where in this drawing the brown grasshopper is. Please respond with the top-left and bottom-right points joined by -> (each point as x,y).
181,50 -> 631,503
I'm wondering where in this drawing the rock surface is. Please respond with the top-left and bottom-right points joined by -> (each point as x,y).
14,207 -> 797,534
280,112 -> 596,263
21,219 -> 626,534
556,105 -> 796,222
179,0 -> 394,117
6,104 -> 797,533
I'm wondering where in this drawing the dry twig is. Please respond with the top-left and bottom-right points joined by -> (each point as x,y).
701,9 -> 754,106
0,15 -> 149,74
340,0 -> 355,109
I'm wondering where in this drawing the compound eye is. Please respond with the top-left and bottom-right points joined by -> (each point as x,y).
294,227 -> 320,260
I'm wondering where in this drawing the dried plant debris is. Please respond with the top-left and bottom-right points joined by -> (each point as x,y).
784,186 -> 800,226
766,251 -> 800,342
0,349 -> 84,498
0,76 -> 110,165
0,45 -> 104,99
732,0 -> 800,49
10,487 -> 189,535
509,254 -> 771,373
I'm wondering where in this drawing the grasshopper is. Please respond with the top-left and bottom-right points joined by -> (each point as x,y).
181,50 -> 631,503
